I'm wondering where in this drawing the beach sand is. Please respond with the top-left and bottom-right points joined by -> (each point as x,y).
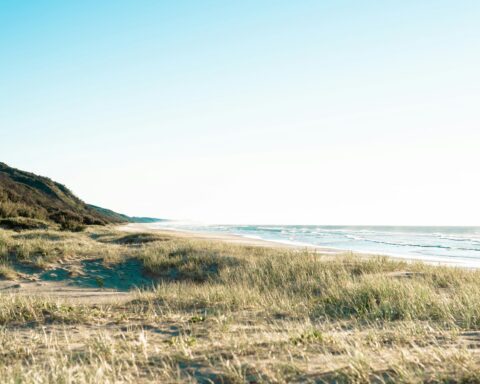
117,223 -> 342,254
117,223 -> 466,267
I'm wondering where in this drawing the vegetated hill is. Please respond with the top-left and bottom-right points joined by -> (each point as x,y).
88,205 -> 164,224
0,162 -> 128,230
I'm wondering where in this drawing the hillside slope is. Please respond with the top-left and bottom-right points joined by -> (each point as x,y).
88,205 -> 164,223
0,162 -> 125,229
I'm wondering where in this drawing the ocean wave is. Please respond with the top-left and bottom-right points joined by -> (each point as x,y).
341,236 -> 480,253
436,235 -> 480,245
157,224 -> 480,262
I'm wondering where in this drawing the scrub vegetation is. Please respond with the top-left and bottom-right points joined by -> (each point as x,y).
0,162 -> 123,230
2,226 -> 480,383
0,162 -> 159,232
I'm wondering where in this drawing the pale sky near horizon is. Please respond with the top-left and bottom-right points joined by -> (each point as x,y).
1,1 -> 479,225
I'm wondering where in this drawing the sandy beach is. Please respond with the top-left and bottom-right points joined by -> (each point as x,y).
118,223 -> 473,268
118,223 -> 343,254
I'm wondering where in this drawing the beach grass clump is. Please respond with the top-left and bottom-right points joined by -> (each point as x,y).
138,281 -> 263,314
311,270 -> 480,327
111,232 -> 171,245
316,276 -> 448,322
0,262 -> 17,280
0,295 -> 95,325
138,240 -> 244,282
0,228 -> 125,269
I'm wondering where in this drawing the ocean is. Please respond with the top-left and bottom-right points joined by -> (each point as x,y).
149,223 -> 480,268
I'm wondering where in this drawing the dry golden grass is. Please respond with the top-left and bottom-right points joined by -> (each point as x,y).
1,226 -> 480,382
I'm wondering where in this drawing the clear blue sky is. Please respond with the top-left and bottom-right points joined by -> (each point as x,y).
1,1 -> 479,225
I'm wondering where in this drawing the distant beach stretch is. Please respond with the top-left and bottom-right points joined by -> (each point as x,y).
133,223 -> 480,268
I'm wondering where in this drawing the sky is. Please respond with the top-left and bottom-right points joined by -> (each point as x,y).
1,0 -> 479,225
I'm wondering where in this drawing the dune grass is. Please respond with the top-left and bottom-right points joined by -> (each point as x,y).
2,227 -> 480,382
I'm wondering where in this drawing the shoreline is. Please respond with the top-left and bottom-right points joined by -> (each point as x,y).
117,223 -> 471,268
117,223 -> 342,254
